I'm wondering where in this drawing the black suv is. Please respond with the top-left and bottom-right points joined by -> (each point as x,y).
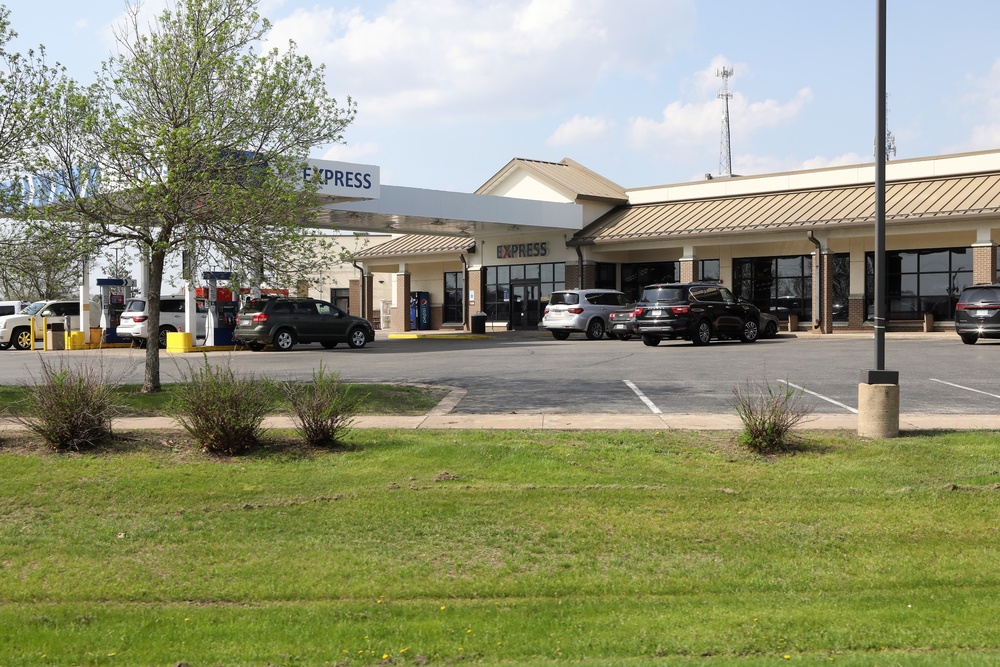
233,297 -> 375,351
955,284 -> 1000,344
633,283 -> 761,346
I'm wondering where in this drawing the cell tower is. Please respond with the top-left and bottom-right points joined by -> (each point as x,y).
717,67 -> 734,176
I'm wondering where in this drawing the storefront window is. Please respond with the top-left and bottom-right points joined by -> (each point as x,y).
484,262 -> 564,324
733,255 -> 813,320
621,262 -> 679,303
865,248 -> 972,320
700,259 -> 720,281
832,254 -> 850,321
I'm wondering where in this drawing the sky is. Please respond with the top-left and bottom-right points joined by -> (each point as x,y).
8,0 -> 1000,194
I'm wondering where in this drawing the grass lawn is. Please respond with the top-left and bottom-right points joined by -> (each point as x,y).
1,427 -> 999,665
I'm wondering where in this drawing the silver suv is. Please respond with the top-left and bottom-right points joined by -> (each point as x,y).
541,289 -> 629,340
116,296 -> 208,348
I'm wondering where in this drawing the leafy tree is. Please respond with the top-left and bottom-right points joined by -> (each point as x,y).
0,4 -> 77,299
29,0 -> 355,391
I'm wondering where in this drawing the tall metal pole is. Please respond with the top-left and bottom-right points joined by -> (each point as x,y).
875,0 -> 887,370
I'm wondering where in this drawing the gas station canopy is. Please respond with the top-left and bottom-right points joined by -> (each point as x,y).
310,159 -> 583,237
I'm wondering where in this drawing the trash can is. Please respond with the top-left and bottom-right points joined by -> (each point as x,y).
470,312 -> 487,334
47,321 -> 66,350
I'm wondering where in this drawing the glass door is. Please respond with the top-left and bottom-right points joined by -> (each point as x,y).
510,281 -> 541,330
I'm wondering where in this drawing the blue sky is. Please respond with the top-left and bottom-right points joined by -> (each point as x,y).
9,0 -> 1000,193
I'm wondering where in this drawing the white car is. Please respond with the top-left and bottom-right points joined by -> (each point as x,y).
0,299 -> 101,350
116,296 -> 208,348
541,289 -> 629,340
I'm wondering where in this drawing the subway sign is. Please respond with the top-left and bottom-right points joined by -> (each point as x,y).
302,158 -> 380,200
497,242 -> 548,259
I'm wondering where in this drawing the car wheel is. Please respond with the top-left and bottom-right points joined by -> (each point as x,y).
739,318 -> 759,343
605,329 -> 618,340
551,330 -> 571,340
585,319 -> 605,340
12,327 -> 32,350
764,321 -> 778,339
641,335 -> 661,347
321,341 -> 339,349
130,338 -> 145,349
247,342 -> 265,351
273,328 -> 296,351
158,326 -> 175,349
960,333 -> 979,345
347,328 -> 368,349
691,319 -> 712,346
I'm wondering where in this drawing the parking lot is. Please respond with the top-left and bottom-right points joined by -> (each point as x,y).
1,332 -> 998,418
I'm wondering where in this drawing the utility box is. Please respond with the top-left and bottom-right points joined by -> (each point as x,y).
470,312 -> 487,334
47,320 -> 66,350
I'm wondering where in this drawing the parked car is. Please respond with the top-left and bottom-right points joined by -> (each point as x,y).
633,282 -> 761,346
541,289 -> 629,340
608,306 -> 638,340
116,295 -> 209,348
0,299 -> 101,350
760,311 -> 779,338
954,284 -> 1000,344
233,297 -> 375,351
0,300 -> 28,318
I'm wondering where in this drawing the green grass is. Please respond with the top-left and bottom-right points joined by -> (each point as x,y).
0,382 -> 446,416
1,428 -> 1000,665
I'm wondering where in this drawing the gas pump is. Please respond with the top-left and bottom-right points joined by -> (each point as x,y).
200,271 -> 237,346
96,277 -> 131,343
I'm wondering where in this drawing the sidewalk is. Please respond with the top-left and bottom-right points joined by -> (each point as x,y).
4,412 -> 998,434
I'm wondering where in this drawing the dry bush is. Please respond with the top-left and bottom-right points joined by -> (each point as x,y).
282,364 -> 361,447
732,378 -> 815,454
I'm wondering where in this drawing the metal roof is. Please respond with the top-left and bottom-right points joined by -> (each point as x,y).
355,234 -> 476,259
477,158 -> 628,202
574,172 -> 1000,244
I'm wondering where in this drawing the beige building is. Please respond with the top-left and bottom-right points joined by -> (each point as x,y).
350,150 -> 1000,334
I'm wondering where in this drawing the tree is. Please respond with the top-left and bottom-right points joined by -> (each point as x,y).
0,4 -> 79,299
30,0 -> 355,392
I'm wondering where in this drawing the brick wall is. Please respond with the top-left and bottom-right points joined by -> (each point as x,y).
564,263 -> 596,289
973,244 -> 997,284
679,259 -> 699,283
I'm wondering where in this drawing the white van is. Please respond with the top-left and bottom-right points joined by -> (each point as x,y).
116,295 -> 208,348
0,301 -> 28,317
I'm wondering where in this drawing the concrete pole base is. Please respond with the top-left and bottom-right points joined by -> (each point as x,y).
857,383 -> 900,438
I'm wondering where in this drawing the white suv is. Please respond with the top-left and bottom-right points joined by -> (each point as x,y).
116,296 -> 208,348
541,289 -> 629,340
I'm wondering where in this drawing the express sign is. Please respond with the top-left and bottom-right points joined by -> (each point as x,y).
303,159 -> 380,200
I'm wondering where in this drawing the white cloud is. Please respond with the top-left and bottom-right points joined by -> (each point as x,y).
264,0 -> 696,125
626,81 -> 813,151
547,115 -> 614,146
955,58 -> 1000,151
322,141 -> 381,162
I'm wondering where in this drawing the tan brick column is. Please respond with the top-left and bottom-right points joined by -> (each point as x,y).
391,273 -> 411,333
817,253 -> 834,334
973,243 -> 997,284
679,258 -> 699,283
348,278 -> 360,317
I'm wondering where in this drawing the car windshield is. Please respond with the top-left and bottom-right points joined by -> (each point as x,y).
641,287 -> 685,303
20,301 -> 47,316
240,299 -> 270,314
960,287 -> 1000,304
548,293 -> 580,306
123,299 -> 146,312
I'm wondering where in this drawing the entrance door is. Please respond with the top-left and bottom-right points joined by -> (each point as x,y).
510,281 -> 541,330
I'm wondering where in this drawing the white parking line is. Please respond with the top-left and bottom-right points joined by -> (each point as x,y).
779,380 -> 859,414
930,378 -> 1000,400
624,380 -> 662,414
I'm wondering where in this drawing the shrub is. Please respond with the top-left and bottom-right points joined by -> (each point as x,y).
732,378 -> 814,454
16,357 -> 122,451
282,364 -> 361,447
173,357 -> 275,455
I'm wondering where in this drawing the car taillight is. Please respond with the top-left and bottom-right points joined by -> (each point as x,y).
957,303 -> 999,310
568,307 -> 584,314
634,307 -> 645,316
252,313 -> 269,323
671,306 -> 689,315
543,307 -> 550,314
133,315 -> 148,323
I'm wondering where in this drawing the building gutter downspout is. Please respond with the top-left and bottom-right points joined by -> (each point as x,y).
575,246 -> 584,289
807,231 -> 822,331
352,261 -> 365,320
